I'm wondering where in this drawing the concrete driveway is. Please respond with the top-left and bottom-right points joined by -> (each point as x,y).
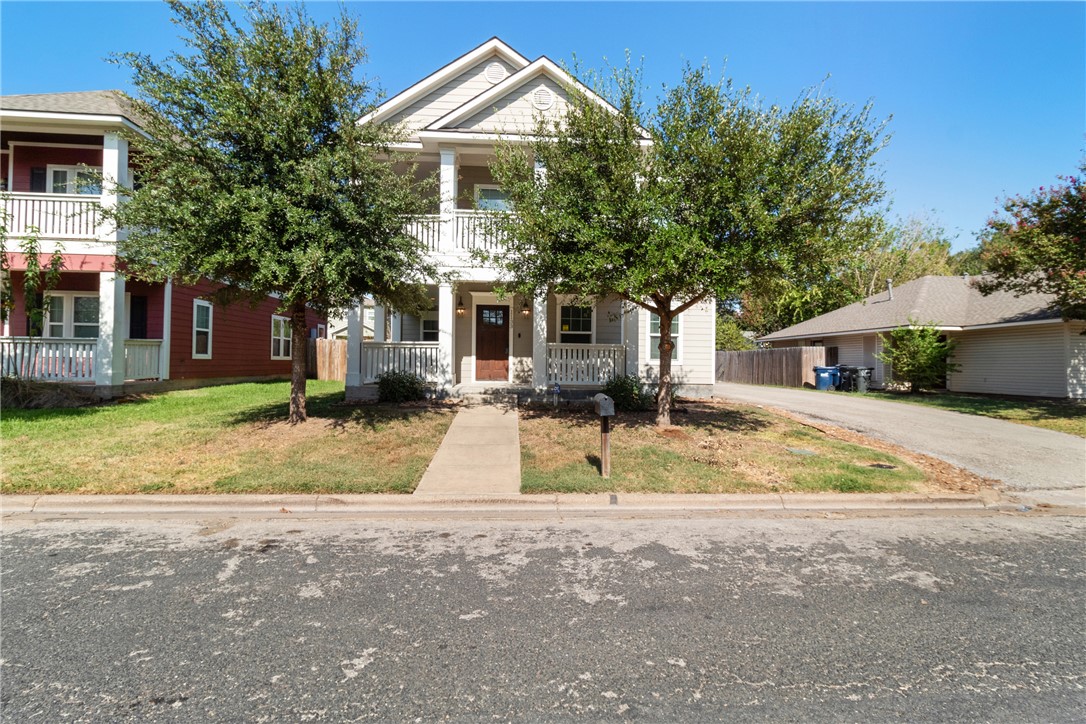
713,383 -> 1085,502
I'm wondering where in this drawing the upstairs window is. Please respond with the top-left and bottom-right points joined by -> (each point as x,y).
475,185 -> 511,212
47,165 -> 102,195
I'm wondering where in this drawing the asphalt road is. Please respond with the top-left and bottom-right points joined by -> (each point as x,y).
2,512 -> 1084,722
714,383 -> 1085,495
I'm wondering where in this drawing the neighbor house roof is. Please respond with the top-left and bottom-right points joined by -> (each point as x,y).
0,90 -> 146,131
759,275 -> 1064,341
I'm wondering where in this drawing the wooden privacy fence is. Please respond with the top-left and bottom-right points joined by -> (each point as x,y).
307,338 -> 347,381
716,347 -> 826,388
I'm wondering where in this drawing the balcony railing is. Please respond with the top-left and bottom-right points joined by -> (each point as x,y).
403,210 -> 507,257
547,343 -> 626,385
362,341 -> 441,383
3,193 -> 103,239
0,337 -> 97,381
124,339 -> 162,380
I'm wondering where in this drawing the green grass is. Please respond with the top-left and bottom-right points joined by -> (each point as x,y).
518,403 -> 927,495
862,390 -> 1085,437
1,381 -> 454,494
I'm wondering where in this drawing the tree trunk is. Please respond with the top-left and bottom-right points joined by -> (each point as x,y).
289,301 -> 308,424
655,312 -> 674,427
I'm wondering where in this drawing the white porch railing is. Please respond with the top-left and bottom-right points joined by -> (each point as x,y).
124,339 -> 162,380
547,343 -> 626,385
404,215 -> 442,252
362,342 -> 440,383
453,210 -> 505,251
0,337 -> 97,381
3,193 -> 103,239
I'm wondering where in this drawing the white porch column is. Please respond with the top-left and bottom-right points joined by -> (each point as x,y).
391,311 -> 402,342
158,279 -> 172,380
345,303 -> 363,387
532,291 -> 548,389
439,147 -> 458,252
625,305 -> 640,376
101,131 -> 129,242
95,270 -> 126,390
373,305 -> 387,343
437,282 -> 454,393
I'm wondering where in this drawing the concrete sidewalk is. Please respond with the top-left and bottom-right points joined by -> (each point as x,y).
413,404 -> 521,496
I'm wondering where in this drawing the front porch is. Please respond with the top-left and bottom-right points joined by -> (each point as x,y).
345,284 -> 638,399
0,269 -> 172,389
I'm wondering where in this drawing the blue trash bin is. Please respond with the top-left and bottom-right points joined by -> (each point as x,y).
814,366 -> 839,391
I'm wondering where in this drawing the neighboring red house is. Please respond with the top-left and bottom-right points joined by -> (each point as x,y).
1,91 -> 324,396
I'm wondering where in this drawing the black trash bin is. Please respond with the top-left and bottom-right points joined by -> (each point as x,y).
855,367 -> 874,393
836,365 -> 856,392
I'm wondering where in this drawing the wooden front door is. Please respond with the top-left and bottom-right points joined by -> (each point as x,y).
476,305 -> 509,381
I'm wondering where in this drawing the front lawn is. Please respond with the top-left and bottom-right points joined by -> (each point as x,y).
520,401 -> 945,495
862,390 -> 1085,437
1,381 -> 454,494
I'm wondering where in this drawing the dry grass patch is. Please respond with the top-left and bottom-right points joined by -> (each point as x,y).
520,400 -> 987,495
1,381 -> 454,494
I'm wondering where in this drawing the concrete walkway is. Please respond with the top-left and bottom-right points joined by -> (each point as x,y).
413,405 -> 521,496
714,383 -> 1085,504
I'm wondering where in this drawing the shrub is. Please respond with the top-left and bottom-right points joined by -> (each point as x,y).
376,370 -> 427,403
876,319 -> 961,393
603,375 -> 652,412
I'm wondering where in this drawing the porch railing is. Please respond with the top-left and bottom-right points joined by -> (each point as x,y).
453,210 -> 505,251
3,193 -> 103,239
0,337 -> 97,381
404,215 -> 442,252
547,343 -> 626,385
362,342 -> 441,383
124,339 -> 162,380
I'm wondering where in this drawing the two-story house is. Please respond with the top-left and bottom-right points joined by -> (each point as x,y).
1,91 -> 323,396
343,38 -> 717,401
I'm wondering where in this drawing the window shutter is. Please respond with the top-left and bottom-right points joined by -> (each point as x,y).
29,167 -> 46,193
27,293 -> 44,336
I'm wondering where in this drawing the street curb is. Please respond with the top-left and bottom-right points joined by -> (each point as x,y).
0,491 -> 1028,516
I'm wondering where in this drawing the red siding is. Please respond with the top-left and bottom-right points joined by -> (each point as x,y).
169,280 -> 324,380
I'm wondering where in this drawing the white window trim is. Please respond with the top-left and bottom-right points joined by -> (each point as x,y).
271,314 -> 292,360
420,312 -> 439,342
45,164 -> 102,195
42,291 -> 100,339
646,310 -> 683,365
192,299 -> 213,360
474,183 -> 511,211
556,296 -> 596,344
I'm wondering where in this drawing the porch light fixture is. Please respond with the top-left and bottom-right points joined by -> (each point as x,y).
456,295 -> 466,317
521,299 -> 531,317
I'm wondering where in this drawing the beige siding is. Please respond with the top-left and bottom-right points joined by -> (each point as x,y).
388,57 -> 519,134
947,323 -> 1069,397
595,296 -> 624,345
456,165 -> 497,209
638,299 -> 716,388
455,77 -> 572,134
1066,322 -> 1085,399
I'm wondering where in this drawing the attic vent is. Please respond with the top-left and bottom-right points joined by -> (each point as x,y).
484,62 -> 508,85
532,87 -> 555,111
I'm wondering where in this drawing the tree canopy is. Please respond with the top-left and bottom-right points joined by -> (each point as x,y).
487,62 -> 888,424
109,0 -> 434,422
973,163 -> 1085,321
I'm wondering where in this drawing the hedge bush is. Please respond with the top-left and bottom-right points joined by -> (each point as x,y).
376,370 -> 428,403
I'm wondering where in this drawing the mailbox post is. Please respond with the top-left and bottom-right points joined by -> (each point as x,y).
593,393 -> 615,478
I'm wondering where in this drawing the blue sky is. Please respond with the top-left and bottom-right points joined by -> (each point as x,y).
2,2 -> 1082,251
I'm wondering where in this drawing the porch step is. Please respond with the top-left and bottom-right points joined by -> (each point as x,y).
459,392 -> 519,408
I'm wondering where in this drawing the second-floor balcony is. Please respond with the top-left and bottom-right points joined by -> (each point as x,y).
3,192 -> 104,240
404,210 -> 507,258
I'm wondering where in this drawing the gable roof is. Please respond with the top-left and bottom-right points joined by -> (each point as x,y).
360,37 -> 530,126
760,275 -> 1065,341
0,90 -> 145,128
